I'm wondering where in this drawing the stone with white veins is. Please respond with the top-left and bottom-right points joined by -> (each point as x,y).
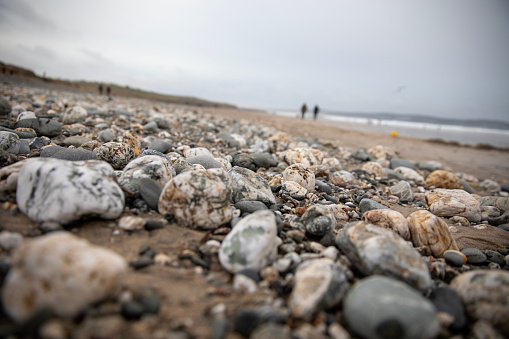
426,189 -> 481,222
1,231 -> 127,322
118,155 -> 175,194
282,163 -> 315,192
336,221 -> 432,291
219,210 -> 278,273
289,258 -> 350,320
228,166 -> 275,205
16,158 -> 124,224
158,168 -> 232,229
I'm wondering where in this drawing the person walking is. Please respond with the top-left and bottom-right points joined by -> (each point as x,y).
98,84 -> 103,95
301,103 -> 307,119
313,105 -> 319,120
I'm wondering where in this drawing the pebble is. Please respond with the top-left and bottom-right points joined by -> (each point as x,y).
451,270 -> 509,335
219,210 -> 278,273
16,158 -> 124,224
118,215 -> 146,231
361,209 -> 410,240
416,160 -> 443,172
443,250 -> 467,267
390,157 -> 415,169
38,118 -> 62,137
394,166 -> 424,183
301,204 -> 336,236
343,275 -> 440,339
336,221 -> 432,291
63,105 -> 87,124
0,131 -> 21,153
158,168 -> 233,229
282,163 -> 315,192
1,231 -> 127,322
429,286 -> 467,331
283,147 -> 323,167
51,148 -> 99,161
118,155 -> 175,194
235,200 -> 268,213
0,97 -> 11,115
389,180 -> 414,201
425,170 -> 463,189
98,128 -> 116,142
406,210 -> 459,257
63,135 -> 91,147
358,198 -> 389,215
361,161 -> 385,177
142,120 -> 158,133
289,258 -> 350,320
0,231 -> 23,251
229,166 -> 275,205
368,145 -> 395,160
351,148 -> 374,161
485,250 -> 505,266
315,180 -> 332,194
148,140 -> 172,153
184,147 -> 213,158
187,155 -> 225,169
461,247 -> 487,264
426,189 -> 482,222
94,142 -> 136,170
138,178 -> 163,210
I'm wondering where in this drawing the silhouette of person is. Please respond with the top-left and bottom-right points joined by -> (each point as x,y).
301,103 -> 307,119
98,85 -> 103,95
313,105 -> 319,120
106,86 -> 111,96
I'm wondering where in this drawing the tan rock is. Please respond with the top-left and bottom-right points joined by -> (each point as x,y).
426,189 -> 481,222
282,164 -> 315,192
361,161 -> 385,177
362,209 -> 410,240
425,170 -> 463,189
407,210 -> 459,257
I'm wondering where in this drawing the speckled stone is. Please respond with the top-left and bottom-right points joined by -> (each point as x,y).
361,161 -> 385,177
1,231 -> 127,322
301,204 -> 336,236
0,131 -> 21,153
361,209 -> 410,240
281,180 -> 307,195
283,147 -> 324,167
406,210 -> 459,257
478,196 -> 509,214
426,189 -> 481,222
158,169 -> 232,229
336,221 -> 432,291
94,142 -> 136,170
219,210 -> 278,273
282,163 -> 315,192
229,166 -> 275,205
425,170 -> 463,189
118,155 -> 175,194
16,158 -> 124,224
289,258 -> 350,320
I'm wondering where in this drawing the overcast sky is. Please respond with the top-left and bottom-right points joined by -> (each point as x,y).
1,0 -> 508,122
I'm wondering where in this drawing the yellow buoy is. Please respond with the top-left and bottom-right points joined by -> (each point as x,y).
391,131 -> 398,138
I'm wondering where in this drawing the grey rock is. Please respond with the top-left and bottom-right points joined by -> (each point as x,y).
389,181 -> 414,201
118,155 -> 175,194
15,118 -> 40,131
235,201 -> 268,214
139,149 -> 172,162
359,198 -> 389,215
461,247 -> 487,264
142,121 -> 158,133
351,149 -> 375,161
63,106 -> 87,124
251,152 -> 278,169
0,97 -> 11,115
336,221 -> 432,291
38,118 -> 62,137
301,205 -> 336,236
187,155 -> 225,170
172,157 -> 194,174
416,161 -> 443,172
231,153 -> 257,171
17,140 -> 30,155
218,131 -> 240,148
390,157 -> 415,170
139,178 -> 163,211
444,250 -> 466,267
315,180 -> 332,195
0,131 -> 21,154
29,137 -> 46,150
228,166 -> 275,205
94,123 -> 110,130
344,276 -> 440,339
459,179 -> 476,193
40,146 -> 66,157
98,128 -> 116,142
384,168 -> 406,180
64,136 -> 92,147
429,286 -> 466,331
501,183 -> 509,193
155,119 -> 171,129
148,140 -> 173,153
51,149 -> 99,161
485,250 -> 505,266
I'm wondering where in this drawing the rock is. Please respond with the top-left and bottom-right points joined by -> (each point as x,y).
416,160 -> 443,172
281,180 -> 307,195
139,178 -> 163,210
443,250 -> 467,267
94,142 -> 136,170
283,147 -> 323,166
344,276 -> 439,339
17,139 -> 30,154
98,128 -> 116,142
425,170 -> 463,189
429,286 -> 467,331
282,163 -> 315,192
478,196 -> 509,213
390,157 -> 415,170
218,131 -> 242,148
63,106 -> 87,124
16,158 -> 124,224
51,148 -> 99,161
229,166 -> 275,205
336,221 -> 432,291
367,145 -> 395,160
158,169 -> 232,229
351,149 -> 375,161
63,136 -> 91,147
426,189 -> 481,222
331,170 -> 355,187
142,121 -> 158,133
118,216 -> 146,231
451,270 -> 509,335
394,166 -> 424,183
481,179 -> 501,192
118,155 -> 175,194
384,168 -> 406,181
358,198 -> 389,215
501,183 -> 509,192
0,231 -> 23,251
250,323 -> 290,339
406,210 -> 459,257
139,149 -> 171,162
361,161 -> 385,177
1,232 -> 127,322
15,118 -> 39,131
315,180 -> 332,195
235,201 -> 268,214
40,145 -> 66,157
461,247 -> 487,264
301,204 -> 336,236
389,181 -> 414,201
251,152 -> 278,169
361,209 -> 410,240
184,147 -> 213,158
289,258 -> 350,319
0,131 -> 21,153
148,140 -> 172,153
38,118 -> 62,137
219,210 -> 278,273
0,97 -> 11,115
485,250 -> 505,266
0,160 -> 27,193
187,155 -> 225,170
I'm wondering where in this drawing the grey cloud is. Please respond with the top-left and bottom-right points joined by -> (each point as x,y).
0,0 -> 56,30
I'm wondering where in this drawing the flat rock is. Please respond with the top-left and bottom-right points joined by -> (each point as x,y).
1,231 -> 127,322
426,189 -> 481,222
38,118 -> 62,137
51,148 -> 99,161
359,198 -> 389,215
235,201 -> 268,214
148,140 -> 172,153
16,158 -> 124,224
118,155 -> 175,194
229,166 -> 275,205
461,247 -> 487,264
138,178 -> 163,211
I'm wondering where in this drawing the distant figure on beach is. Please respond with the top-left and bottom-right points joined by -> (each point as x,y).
313,105 -> 319,120
301,103 -> 307,119
98,85 -> 103,95
106,86 -> 111,96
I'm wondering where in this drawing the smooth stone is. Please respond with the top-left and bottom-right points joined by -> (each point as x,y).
384,168 -> 406,180
155,119 -> 170,129
17,140 -> 30,154
235,201 -> 268,213
501,183 -> 509,193
416,160 -> 443,172
361,161 -> 385,177
0,231 -> 23,251
29,137 -> 46,149
184,147 -> 213,158
144,219 -> 164,231
315,180 -> 332,195
485,250 -> 505,266
139,149 -> 171,162
94,142 -> 135,170
229,166 -> 275,205
359,198 -> 389,215
118,155 -> 175,194
37,118 -> 62,137
217,131 -> 242,148
443,250 -> 467,267
336,221 -> 432,291
98,128 -> 116,142
301,204 -> 336,236
367,145 -> 396,160
481,179 -> 501,192
0,97 -> 11,115
40,145 -> 66,157
289,258 -> 350,320
138,178 -> 163,211
426,189 -> 481,222
187,155 -> 225,170
459,179 -> 475,193
351,149 -> 375,161
142,121 -> 158,133
389,181 -> 414,201
1,232 -> 127,322
158,168 -> 232,229
478,196 -> 509,214
51,148 -> 99,161
344,276 -> 440,339
219,210 -> 278,273
461,247 -> 487,264
231,153 -> 257,171
394,166 -> 424,183
63,136 -> 91,147
406,210 -> 459,257
16,158 -> 124,224
63,106 -> 87,124
0,131 -> 21,153
282,163 -> 315,192
94,123 -> 110,130
390,157 -> 415,170
121,301 -> 144,320
147,140 -> 172,153
361,209 -> 410,240
15,118 -> 39,131
451,270 -> 509,335
251,152 -> 278,169
429,286 -> 467,331
13,129 -> 37,139
118,216 -> 146,231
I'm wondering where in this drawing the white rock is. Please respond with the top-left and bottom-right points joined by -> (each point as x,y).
2,231 -> 127,322
281,180 -> 307,195
16,158 -> 125,224
16,111 -> 36,121
283,147 -> 323,167
228,166 -> 275,205
63,106 -> 87,124
0,159 -> 27,193
426,189 -> 481,222
322,157 -> 342,171
362,162 -> 385,177
219,210 -> 278,273
118,216 -> 145,231
361,209 -> 410,240
0,231 -> 23,251
184,147 -> 213,158
394,166 -> 424,183
232,274 -> 258,294
282,164 -> 315,192
367,145 -> 395,160
0,131 -> 20,154
118,155 -> 175,194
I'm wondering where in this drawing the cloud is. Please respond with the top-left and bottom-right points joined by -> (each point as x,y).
0,0 -> 56,30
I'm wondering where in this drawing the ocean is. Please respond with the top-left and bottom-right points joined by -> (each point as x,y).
268,110 -> 509,149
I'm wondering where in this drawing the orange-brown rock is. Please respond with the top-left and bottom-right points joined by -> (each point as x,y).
425,170 -> 463,189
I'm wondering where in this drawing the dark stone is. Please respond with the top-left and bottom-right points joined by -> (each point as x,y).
0,257 -> 11,283
15,118 -> 40,132
38,118 -> 62,137
51,149 -> 99,161
121,301 -> 144,320
231,153 -> 256,171
319,232 -> 336,247
498,224 -> 509,232
235,201 -> 268,213
63,136 -> 91,147
29,137 -> 45,150
291,194 -> 306,201
187,155 -> 225,169
351,149 -> 375,161
155,119 -> 171,129
501,183 -> 509,193
385,169 -> 406,180
0,149 -> 18,167
234,310 -> 263,337
148,140 -> 173,153
324,195 -> 338,204
359,198 -> 389,215
40,145 -> 66,157
444,251 -> 465,268
429,287 -> 467,331
390,157 -> 415,170
18,140 -> 30,154
137,291 -> 160,314
485,250 -> 506,266
251,152 -> 277,168
139,149 -> 172,162
139,178 -> 163,211
144,219 -> 164,231
129,256 -> 154,269
461,247 -> 487,264
459,179 -> 475,194
315,180 -> 332,195
0,97 -> 11,115
218,131 -> 241,148
237,268 -> 261,282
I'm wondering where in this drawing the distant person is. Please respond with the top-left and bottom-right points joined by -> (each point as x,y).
98,84 -> 103,95
313,105 -> 319,120
301,103 -> 307,119
2,67 -> 5,74
106,86 -> 111,96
